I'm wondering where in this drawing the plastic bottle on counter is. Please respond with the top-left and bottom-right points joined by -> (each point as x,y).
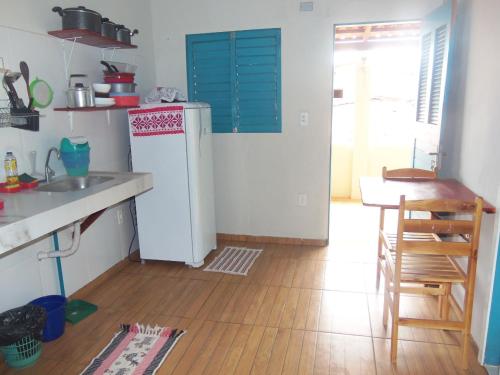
4,152 -> 19,186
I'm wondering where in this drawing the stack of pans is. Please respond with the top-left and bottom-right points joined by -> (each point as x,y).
101,61 -> 139,107
52,6 -> 139,45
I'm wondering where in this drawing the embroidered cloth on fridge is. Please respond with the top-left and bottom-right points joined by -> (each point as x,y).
128,106 -> 184,137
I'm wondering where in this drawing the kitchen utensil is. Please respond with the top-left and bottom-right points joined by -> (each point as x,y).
66,74 -> 95,108
116,27 -> 139,44
95,97 -> 115,107
92,83 -> 111,94
102,61 -> 137,73
52,6 -> 102,34
100,60 -> 118,73
2,77 -> 17,109
109,94 -> 139,107
29,78 -> 54,109
19,61 -> 33,109
110,82 -> 136,93
100,18 -> 120,39
3,72 -> 24,109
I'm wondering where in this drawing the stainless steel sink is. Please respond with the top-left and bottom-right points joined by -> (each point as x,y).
36,176 -> 114,193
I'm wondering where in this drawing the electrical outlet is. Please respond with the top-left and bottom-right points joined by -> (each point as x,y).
117,208 -> 124,225
297,193 -> 308,207
300,112 -> 309,127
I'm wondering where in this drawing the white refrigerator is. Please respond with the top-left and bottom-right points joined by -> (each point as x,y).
128,102 -> 216,267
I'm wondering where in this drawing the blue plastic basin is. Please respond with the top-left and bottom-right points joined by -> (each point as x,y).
29,295 -> 67,342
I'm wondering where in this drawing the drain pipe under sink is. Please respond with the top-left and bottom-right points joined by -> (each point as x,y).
38,221 -> 81,260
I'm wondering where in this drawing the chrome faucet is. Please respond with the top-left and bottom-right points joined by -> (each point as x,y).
45,147 -> 60,182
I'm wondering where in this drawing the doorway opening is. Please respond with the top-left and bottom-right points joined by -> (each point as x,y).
330,21 -> 421,203
328,21 -> 422,264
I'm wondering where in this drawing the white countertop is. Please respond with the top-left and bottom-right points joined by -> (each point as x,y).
0,171 -> 153,256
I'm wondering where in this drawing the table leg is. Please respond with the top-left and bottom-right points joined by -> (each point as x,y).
376,207 -> 385,289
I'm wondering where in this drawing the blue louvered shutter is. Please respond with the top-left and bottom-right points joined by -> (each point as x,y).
234,29 -> 281,133
416,32 -> 432,123
187,28 -> 281,133
428,24 -> 448,125
186,32 -> 233,133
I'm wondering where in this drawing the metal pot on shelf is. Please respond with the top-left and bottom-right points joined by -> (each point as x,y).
52,6 -> 102,33
110,83 -> 136,93
101,18 -> 120,39
116,26 -> 139,44
66,74 -> 95,108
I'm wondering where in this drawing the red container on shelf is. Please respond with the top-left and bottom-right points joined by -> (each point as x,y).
110,94 -> 140,107
103,72 -> 135,83
104,77 -> 135,83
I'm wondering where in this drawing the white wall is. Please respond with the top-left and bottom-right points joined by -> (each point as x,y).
0,0 -> 156,311
440,0 -> 500,361
150,0 -> 441,240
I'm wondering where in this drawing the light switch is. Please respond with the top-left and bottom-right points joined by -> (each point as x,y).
297,193 -> 308,207
300,112 -> 309,127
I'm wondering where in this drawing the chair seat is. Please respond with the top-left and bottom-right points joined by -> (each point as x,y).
386,251 -> 466,284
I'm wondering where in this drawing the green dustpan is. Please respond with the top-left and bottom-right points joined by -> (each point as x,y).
65,300 -> 97,324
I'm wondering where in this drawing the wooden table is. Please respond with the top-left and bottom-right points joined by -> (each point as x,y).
359,177 -> 496,213
360,176 -> 495,290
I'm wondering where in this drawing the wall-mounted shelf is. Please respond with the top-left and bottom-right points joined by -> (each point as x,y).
54,106 -> 139,112
48,29 -> 137,49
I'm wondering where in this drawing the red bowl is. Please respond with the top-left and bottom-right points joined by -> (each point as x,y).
112,95 -> 140,107
103,72 -> 135,83
103,71 -> 135,77
104,77 -> 135,83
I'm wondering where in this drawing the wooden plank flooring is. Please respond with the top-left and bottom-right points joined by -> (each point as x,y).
0,202 -> 487,374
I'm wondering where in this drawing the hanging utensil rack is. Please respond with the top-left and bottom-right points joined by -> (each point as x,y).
1,57 -> 41,131
0,100 -> 41,131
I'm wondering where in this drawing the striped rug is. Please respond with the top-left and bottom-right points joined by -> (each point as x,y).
80,323 -> 184,375
204,246 -> 263,276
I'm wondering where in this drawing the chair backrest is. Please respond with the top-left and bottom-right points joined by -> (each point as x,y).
396,195 -> 484,257
382,167 -> 437,180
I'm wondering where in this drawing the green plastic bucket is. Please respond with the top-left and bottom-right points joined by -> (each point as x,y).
60,137 -> 91,177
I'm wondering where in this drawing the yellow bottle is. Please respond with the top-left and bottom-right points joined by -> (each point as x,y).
4,152 -> 19,186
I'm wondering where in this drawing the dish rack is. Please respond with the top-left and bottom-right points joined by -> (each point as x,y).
0,100 -> 40,131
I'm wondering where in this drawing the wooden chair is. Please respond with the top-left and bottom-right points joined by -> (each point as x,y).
381,166 -> 437,180
382,195 -> 484,369
376,167 -> 438,289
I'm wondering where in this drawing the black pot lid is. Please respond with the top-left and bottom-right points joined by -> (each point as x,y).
102,18 -> 117,25
63,6 -> 101,17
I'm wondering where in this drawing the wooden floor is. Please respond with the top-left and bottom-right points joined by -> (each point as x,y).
0,202 -> 487,374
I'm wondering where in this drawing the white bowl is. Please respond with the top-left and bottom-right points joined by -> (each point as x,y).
95,97 -> 115,107
92,83 -> 111,94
